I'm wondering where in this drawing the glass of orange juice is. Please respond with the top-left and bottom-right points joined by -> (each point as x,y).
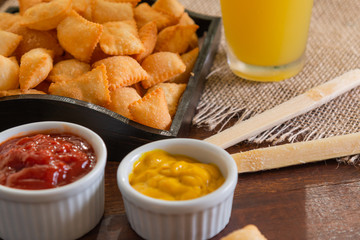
220,0 -> 313,82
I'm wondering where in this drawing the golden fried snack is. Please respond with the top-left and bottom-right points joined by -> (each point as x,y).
134,2 -> 177,31
18,0 -> 44,15
168,47 -> 199,84
57,10 -> 103,62
0,0 -> 200,132
0,13 -> 22,31
72,0 -> 90,16
0,89 -> 46,98
0,56 -> 19,91
155,24 -> 199,54
220,225 -> 267,240
132,21 -> 157,63
152,0 -> 184,19
99,20 -> 144,56
19,48 -> 54,90
21,0 -> 72,31
178,12 -> 198,50
178,12 -> 195,26
188,33 -> 199,50
48,59 -> 91,82
106,0 -> 140,7
91,0 -> 134,24
89,44 -> 111,64
106,87 -> 141,119
0,30 -> 23,57
93,56 -> 149,90
129,88 -> 172,130
8,23 -> 63,59
141,52 -> 186,89
49,64 -> 110,106
80,0 -> 93,21
147,82 -> 186,118
132,82 -> 147,97
34,80 -> 51,93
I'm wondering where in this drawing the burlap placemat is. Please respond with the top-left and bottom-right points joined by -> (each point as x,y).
180,0 -> 360,163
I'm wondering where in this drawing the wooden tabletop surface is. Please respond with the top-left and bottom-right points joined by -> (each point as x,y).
80,125 -> 360,240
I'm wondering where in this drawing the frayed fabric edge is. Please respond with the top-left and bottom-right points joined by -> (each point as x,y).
193,105 -> 360,165
192,102 -> 246,131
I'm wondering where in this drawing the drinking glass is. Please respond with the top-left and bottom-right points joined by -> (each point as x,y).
220,0 -> 313,82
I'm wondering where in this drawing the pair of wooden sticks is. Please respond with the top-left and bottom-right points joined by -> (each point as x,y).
204,69 -> 360,173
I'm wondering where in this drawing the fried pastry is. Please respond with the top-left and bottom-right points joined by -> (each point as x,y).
72,0 -> 90,16
188,33 -> 199,50
141,52 -> 186,89
134,2 -> 176,31
178,12 -> 199,50
0,13 -> 22,31
19,48 -> 54,90
220,225 -> 267,240
132,82 -> 147,97
89,44 -> 112,64
7,23 -> 63,58
80,0 -> 93,20
93,55 -> 149,90
0,56 -> 19,91
49,64 -> 110,106
168,47 -> 199,84
155,24 -> 199,54
0,0 -> 200,131
34,79 -> 51,93
0,30 -> 22,57
99,20 -> 144,56
21,0 -> 72,31
132,21 -> 157,63
129,88 -> 172,130
152,0 -> 184,19
0,89 -> 46,98
48,59 -> 91,82
147,82 -> 186,118
178,12 -> 195,26
18,0 -> 43,15
105,0 -> 140,7
106,86 -> 141,119
91,0 -> 134,24
57,10 -> 103,62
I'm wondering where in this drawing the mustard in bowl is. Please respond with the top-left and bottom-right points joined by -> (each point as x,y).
130,149 -> 225,201
117,138 -> 238,240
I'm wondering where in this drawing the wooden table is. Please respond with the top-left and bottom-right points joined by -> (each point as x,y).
80,125 -> 360,240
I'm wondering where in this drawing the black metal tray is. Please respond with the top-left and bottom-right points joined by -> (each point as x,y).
0,3 -> 221,160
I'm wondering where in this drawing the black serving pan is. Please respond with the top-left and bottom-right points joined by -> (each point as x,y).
0,2 -> 221,160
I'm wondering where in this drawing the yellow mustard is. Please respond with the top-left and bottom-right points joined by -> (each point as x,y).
129,149 -> 225,201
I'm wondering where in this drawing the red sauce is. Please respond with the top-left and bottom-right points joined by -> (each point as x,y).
0,133 -> 96,190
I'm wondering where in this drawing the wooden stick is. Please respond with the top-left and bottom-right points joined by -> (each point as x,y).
204,69 -> 360,149
233,132 -> 360,173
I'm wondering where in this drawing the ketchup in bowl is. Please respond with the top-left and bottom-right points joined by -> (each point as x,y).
0,133 -> 96,190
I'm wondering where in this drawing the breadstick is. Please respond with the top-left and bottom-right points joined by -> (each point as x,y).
233,132 -> 360,173
204,69 -> 360,149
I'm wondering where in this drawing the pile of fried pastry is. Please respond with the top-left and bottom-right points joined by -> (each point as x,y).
0,0 -> 199,130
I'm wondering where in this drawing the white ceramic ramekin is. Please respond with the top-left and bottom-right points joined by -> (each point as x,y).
117,138 -> 238,240
0,121 -> 107,240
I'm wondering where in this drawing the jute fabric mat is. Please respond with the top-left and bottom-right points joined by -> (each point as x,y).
180,0 -> 360,163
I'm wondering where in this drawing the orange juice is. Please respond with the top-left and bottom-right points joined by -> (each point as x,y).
220,0 -> 313,81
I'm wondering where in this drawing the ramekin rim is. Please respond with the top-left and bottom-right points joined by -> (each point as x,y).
117,138 -> 238,211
